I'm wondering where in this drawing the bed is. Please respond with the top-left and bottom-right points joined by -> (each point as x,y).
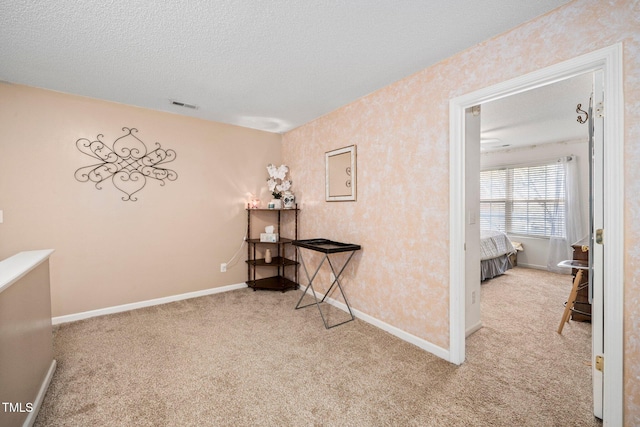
480,230 -> 517,281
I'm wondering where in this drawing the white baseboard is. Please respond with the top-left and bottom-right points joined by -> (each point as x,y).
301,287 -> 450,362
516,263 -> 547,270
52,283 -> 247,325
23,359 -> 56,427
466,321 -> 483,337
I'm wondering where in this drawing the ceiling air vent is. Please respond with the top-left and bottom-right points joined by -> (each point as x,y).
170,100 -> 198,110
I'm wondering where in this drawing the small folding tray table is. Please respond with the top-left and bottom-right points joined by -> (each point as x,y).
292,238 -> 361,329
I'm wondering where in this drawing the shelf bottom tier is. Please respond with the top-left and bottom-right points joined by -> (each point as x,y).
247,276 -> 299,292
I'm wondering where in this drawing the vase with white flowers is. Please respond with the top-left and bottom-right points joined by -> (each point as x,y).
266,164 -> 292,209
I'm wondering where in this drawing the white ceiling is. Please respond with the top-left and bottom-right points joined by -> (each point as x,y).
1,0 -> 571,134
480,72 -> 593,151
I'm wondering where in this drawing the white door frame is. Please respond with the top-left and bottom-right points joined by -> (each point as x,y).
449,44 -> 624,424
591,69 -> 605,419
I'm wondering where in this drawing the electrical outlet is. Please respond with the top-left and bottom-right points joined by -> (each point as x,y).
220,263 -> 227,273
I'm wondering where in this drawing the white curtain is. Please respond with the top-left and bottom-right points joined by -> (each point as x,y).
547,155 -> 587,274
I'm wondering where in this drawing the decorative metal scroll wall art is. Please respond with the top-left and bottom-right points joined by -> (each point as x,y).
74,127 -> 178,201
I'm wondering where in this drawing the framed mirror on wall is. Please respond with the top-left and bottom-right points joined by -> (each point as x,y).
325,145 -> 356,201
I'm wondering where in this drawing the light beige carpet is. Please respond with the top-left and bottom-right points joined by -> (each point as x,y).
35,267 -> 601,426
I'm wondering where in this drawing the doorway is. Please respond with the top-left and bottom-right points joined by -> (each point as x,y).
471,71 -> 595,420
465,73 -> 594,338
448,44 -> 624,424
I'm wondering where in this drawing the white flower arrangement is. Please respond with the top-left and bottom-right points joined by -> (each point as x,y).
266,164 -> 292,199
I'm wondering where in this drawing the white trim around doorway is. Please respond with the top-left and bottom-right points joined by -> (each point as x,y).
449,43 -> 624,425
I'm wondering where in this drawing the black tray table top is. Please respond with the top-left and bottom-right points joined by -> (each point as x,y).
292,238 -> 361,254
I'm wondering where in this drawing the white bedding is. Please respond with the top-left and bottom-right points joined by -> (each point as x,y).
480,230 -> 517,281
480,230 -> 516,261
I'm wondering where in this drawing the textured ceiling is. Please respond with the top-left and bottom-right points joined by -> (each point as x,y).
1,0 -> 570,133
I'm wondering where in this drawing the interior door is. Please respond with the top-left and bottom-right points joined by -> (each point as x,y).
590,70 -> 604,420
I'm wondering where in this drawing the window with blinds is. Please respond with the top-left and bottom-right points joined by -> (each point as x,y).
480,162 -> 566,238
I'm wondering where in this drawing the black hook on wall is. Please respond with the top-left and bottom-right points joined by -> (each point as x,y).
576,104 -> 589,124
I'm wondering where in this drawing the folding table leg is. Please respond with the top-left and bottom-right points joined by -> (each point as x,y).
294,251 -> 325,310
557,269 -> 584,334
294,248 -> 356,329
323,254 -> 356,325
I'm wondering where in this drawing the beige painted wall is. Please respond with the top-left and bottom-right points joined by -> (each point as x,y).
282,0 -> 640,422
0,83 -> 282,317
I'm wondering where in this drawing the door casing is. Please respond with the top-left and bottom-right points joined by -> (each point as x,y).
448,43 -> 624,425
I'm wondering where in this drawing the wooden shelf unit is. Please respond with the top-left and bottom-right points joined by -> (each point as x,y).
246,208 -> 299,292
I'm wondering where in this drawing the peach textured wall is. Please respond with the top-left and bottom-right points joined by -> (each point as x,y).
282,0 -> 639,423
0,83 -> 282,317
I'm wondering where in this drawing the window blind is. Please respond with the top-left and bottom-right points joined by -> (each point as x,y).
480,162 -> 566,238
